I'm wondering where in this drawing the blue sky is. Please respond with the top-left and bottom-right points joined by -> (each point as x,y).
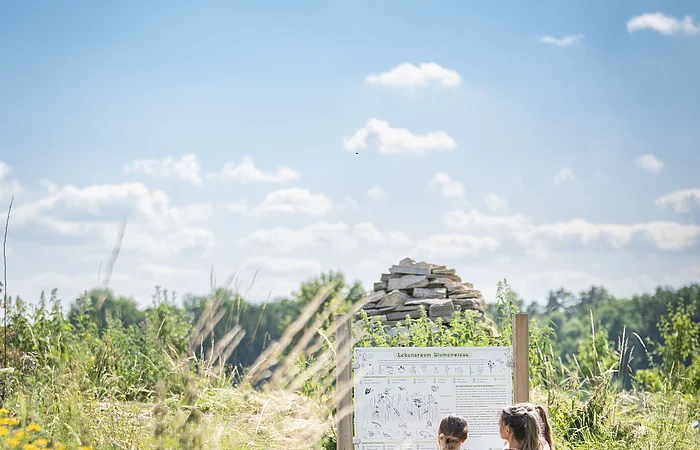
1,1 -> 699,306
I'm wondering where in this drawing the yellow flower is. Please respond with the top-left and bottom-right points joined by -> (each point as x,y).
6,418 -> 20,426
0,426 -> 9,436
26,424 -> 42,432
32,438 -> 48,446
14,430 -> 26,438
78,447 -> 92,450
52,443 -> 66,450
0,408 -> 9,415
22,444 -> 38,450
7,438 -> 21,448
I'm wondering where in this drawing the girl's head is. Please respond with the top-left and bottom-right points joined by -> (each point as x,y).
437,414 -> 469,450
499,404 -> 544,450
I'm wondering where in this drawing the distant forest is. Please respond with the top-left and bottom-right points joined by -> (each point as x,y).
20,270 -> 698,379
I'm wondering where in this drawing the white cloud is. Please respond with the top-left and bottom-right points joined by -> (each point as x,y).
367,186 -> 388,202
225,201 -> 249,214
530,219 -> 700,252
11,181 -> 215,259
386,231 -> 413,247
365,62 -> 462,88
124,154 -> 202,186
13,182 -> 212,230
354,222 -> 383,242
13,182 -> 169,224
241,221 -> 412,254
655,188 -> 700,214
340,196 -> 359,210
0,161 -> 23,200
634,154 -> 664,174
354,222 -> 413,247
413,234 -> 501,259
117,225 -> 216,259
343,118 -> 457,155
241,222 -> 356,252
627,12 -> 700,35
540,34 -> 584,47
209,156 -> 300,184
243,256 -> 323,276
430,173 -> 466,199
255,188 -> 332,217
223,189 -> 334,218
0,162 -> 12,183
485,193 -> 508,213
138,263 -> 210,281
443,209 -> 700,252
554,167 -> 576,186
510,261 -> 700,303
443,209 -> 529,232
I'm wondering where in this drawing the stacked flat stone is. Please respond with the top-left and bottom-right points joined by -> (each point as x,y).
354,258 -> 486,327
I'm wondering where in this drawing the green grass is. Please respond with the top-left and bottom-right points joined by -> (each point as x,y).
1,279 -> 699,449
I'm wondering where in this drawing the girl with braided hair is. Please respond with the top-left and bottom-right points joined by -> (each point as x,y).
437,414 -> 469,450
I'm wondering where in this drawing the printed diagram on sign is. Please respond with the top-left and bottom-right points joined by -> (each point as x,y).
361,386 -> 440,436
496,357 -> 506,372
356,351 -> 376,376
419,430 -> 436,440
356,355 -> 509,379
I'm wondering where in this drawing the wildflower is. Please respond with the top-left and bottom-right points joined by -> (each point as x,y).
4,417 -> 20,426
0,408 -> 9,415
14,430 -> 26,438
33,438 -> 48,446
78,447 -> 92,450
52,443 -> 66,450
22,444 -> 38,450
0,426 -> 9,436
26,424 -> 42,432
7,438 -> 21,448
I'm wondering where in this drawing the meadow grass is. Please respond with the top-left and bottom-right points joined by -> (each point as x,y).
0,279 -> 698,449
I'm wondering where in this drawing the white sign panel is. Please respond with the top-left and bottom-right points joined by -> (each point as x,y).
354,346 -> 513,450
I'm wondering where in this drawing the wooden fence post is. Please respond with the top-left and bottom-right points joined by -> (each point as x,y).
335,314 -> 353,450
513,313 -> 530,403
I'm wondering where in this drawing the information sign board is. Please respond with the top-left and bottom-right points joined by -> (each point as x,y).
354,346 -> 513,450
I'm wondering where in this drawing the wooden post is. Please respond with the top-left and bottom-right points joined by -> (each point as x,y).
512,313 -> 530,403
335,314 -> 353,450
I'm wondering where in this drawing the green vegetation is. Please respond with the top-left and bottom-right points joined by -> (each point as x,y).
1,274 -> 699,449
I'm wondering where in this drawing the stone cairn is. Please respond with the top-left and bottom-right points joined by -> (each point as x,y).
354,258 -> 486,327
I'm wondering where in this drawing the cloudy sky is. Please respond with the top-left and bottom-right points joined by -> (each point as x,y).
1,1 -> 700,306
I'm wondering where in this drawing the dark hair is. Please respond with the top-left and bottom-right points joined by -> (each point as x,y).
500,404 -> 543,450
438,414 -> 468,450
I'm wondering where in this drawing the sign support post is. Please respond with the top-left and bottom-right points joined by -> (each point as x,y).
512,313 -> 530,403
335,314 -> 353,450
